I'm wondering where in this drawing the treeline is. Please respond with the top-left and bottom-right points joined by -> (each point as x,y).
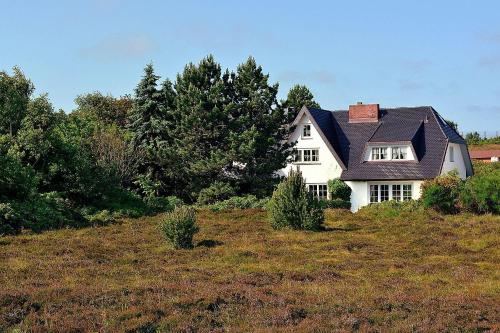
0,56 -> 320,234
465,132 -> 500,146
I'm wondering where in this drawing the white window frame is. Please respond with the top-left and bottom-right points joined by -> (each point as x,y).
308,184 -> 328,200
371,147 -> 388,160
369,183 -> 413,203
302,124 -> 311,138
449,146 -> 454,162
293,148 -> 320,164
392,147 -> 407,160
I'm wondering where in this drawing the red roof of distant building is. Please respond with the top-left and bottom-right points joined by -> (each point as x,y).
469,150 -> 500,159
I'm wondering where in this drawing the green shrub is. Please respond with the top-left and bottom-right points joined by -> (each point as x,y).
0,155 -> 38,200
145,196 -> 183,214
197,181 -> 235,205
357,200 -> 426,221
0,203 -> 22,235
87,210 -> 116,226
327,179 -> 351,201
318,199 -> 351,209
421,171 -> 462,214
268,169 -> 324,231
159,206 -> 199,249
20,192 -> 86,232
460,170 -> 500,214
207,195 -> 269,212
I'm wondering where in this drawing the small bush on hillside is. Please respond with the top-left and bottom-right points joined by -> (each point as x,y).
318,199 -> 351,210
160,206 -> 199,249
460,170 -> 500,214
327,179 -> 351,201
268,169 -> 324,231
207,195 -> 269,212
197,181 -> 235,205
421,171 -> 462,214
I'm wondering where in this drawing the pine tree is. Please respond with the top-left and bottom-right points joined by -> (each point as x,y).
128,64 -> 172,197
173,55 -> 232,200
283,84 -> 320,123
229,57 -> 293,196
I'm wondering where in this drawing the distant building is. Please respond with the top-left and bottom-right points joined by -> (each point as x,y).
469,150 -> 500,163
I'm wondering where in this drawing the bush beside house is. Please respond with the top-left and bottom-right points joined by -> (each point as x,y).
268,169 -> 324,231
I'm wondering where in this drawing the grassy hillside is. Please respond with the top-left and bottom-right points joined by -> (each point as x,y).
1,209 -> 499,332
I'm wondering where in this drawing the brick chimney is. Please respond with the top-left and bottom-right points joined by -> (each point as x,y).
348,102 -> 380,123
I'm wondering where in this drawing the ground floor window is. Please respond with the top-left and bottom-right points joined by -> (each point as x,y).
370,183 -> 412,203
308,184 -> 328,200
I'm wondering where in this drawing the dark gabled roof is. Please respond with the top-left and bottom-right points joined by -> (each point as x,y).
431,109 -> 467,144
305,106 -> 464,181
368,116 -> 422,143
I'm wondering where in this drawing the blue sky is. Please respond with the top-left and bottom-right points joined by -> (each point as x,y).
1,0 -> 499,134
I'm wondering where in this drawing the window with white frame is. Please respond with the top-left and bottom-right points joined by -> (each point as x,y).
309,184 -> 328,200
294,149 -> 319,163
392,184 -> 401,201
380,185 -> 389,201
302,124 -> 311,138
370,185 -> 379,203
371,147 -> 388,160
392,147 -> 407,160
370,183 -> 412,203
449,146 -> 454,162
403,184 -> 412,201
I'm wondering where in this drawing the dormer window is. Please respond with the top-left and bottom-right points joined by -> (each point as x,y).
302,124 -> 311,138
371,147 -> 388,160
392,147 -> 407,160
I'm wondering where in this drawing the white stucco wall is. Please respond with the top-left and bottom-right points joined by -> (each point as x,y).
441,143 -> 467,179
280,114 -> 343,183
346,180 -> 424,212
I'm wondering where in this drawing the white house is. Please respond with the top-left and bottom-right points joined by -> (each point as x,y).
280,103 -> 473,212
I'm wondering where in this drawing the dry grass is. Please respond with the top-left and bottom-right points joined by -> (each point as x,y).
0,209 -> 499,332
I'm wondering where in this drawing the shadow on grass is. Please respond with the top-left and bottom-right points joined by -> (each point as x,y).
196,239 -> 224,248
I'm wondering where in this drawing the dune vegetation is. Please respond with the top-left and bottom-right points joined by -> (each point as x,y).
1,207 -> 499,332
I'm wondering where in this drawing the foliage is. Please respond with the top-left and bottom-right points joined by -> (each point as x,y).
206,195 -> 269,212
282,84 -> 320,123
197,181 -> 235,205
0,58 -> 321,234
445,119 -> 458,132
358,200 -> 425,220
421,171 -> 462,213
472,160 -> 500,176
0,154 -> 38,200
268,169 -> 324,230
0,67 -> 34,136
0,202 -> 22,235
159,206 -> 199,249
144,195 -> 183,214
466,131 -> 500,145
460,169 -> 500,214
74,92 -> 132,127
327,179 -> 352,201
228,57 -> 295,197
318,199 -> 351,209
